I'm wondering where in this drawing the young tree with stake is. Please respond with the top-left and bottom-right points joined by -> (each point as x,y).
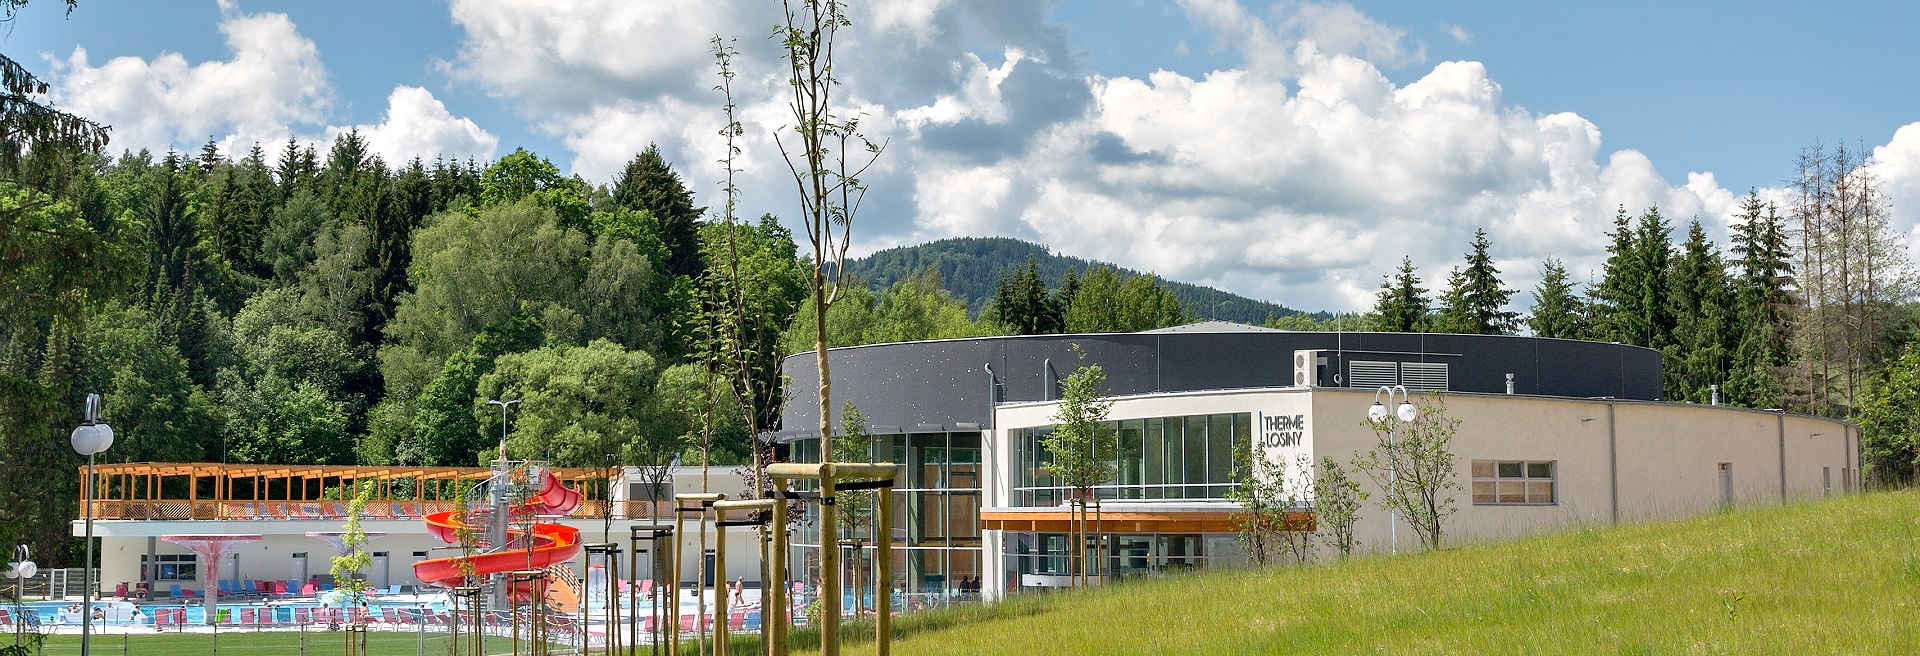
775,0 -> 887,646
1042,344 -> 1116,587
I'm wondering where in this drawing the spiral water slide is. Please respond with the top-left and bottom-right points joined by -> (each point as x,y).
413,470 -> 583,611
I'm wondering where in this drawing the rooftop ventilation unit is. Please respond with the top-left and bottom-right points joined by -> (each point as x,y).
1293,350 -> 1333,387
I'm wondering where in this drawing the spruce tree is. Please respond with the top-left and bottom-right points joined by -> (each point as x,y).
1434,266 -> 1473,334
1725,192 -> 1796,407
1666,219 -> 1735,402
1374,256 -> 1429,332
1456,228 -> 1519,334
611,144 -> 706,278
1526,258 -> 1585,339
986,257 -> 1061,334
1593,205 -> 1640,343
1629,206 -> 1675,348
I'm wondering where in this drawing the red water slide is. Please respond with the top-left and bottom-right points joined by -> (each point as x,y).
412,471 -> 583,590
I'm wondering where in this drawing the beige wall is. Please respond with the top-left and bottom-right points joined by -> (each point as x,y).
991,387 -> 1856,557
1311,390 -> 1854,550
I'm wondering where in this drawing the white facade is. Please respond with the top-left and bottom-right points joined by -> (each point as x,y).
75,466 -> 771,595
981,387 -> 1857,600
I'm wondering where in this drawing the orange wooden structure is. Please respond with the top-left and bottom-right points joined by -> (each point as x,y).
75,462 -> 666,521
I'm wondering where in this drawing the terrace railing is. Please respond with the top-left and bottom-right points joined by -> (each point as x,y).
85,500 -> 674,521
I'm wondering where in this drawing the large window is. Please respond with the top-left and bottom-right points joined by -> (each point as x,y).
786,431 -> 983,607
1012,412 -> 1251,505
141,554 -> 197,582
1471,460 -> 1556,505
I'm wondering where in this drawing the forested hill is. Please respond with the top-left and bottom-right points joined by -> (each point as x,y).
841,237 -> 1321,323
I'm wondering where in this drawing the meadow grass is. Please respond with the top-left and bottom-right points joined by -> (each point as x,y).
739,489 -> 1920,655
43,490 -> 1920,655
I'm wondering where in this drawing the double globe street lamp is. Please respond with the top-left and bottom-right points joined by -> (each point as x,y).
69,393 -> 114,656
1367,385 -> 1417,553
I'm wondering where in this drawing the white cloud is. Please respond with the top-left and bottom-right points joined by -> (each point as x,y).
46,3 -> 331,154
326,86 -> 499,164
44,2 -> 497,166
442,0 -> 766,112
438,0 -> 1920,314
1178,0 -> 1424,77
1447,24 -> 1473,45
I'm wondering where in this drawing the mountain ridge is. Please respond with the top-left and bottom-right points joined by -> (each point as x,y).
841,237 -> 1322,324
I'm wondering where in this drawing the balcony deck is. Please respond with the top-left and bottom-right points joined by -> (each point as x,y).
76,462 -> 665,521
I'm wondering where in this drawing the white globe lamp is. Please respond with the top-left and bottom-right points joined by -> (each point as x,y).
1396,401 -> 1419,423
70,422 -> 114,456
1367,401 -> 1389,423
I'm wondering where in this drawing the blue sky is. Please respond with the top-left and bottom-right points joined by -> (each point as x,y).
12,0 -> 1920,311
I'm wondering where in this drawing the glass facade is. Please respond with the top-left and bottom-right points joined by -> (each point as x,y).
1010,412 -> 1253,505
787,432 -> 983,609
1001,532 -> 1247,585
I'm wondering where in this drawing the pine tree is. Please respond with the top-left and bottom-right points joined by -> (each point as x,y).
1526,258 -> 1585,339
1374,256 -> 1429,332
611,144 -> 706,278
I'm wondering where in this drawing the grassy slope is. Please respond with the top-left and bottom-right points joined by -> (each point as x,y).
874,489 -> 1920,655
55,491 -> 1919,655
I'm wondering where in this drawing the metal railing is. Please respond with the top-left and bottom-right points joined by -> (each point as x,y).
84,500 -> 675,522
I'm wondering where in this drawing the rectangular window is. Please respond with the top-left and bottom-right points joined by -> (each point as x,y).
141,554 -> 198,582
1471,459 -> 1556,505
1144,418 -> 1165,500
1118,420 -> 1145,500
1206,414 -> 1233,497
1823,466 -> 1832,496
1184,416 -> 1208,498
1163,418 -> 1184,499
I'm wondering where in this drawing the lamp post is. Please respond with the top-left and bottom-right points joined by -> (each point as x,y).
1367,385 -> 1417,553
485,399 -> 520,458
69,393 -> 114,656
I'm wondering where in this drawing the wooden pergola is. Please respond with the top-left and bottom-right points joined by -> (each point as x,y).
75,462 -> 641,521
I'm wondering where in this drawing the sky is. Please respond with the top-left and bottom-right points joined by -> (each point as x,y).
12,0 -> 1920,313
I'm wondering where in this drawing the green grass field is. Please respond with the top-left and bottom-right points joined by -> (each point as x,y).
749,489 -> 1920,655
32,489 -> 1920,655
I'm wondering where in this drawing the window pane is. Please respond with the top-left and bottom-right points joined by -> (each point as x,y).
1144,418 -> 1165,500
1526,481 -> 1554,504
1471,460 -> 1494,478
1184,416 -> 1207,496
1118,420 -> 1144,500
1497,462 -> 1523,478
1207,414 -> 1233,490
949,433 -> 980,489
1472,481 -> 1495,503
1527,462 -> 1553,479
1164,418 -> 1185,498
1497,481 -> 1526,503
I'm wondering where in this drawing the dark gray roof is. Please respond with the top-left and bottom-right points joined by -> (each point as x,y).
1137,321 -> 1283,334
